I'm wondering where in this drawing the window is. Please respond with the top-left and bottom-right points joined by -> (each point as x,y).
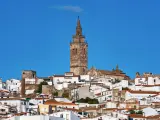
60,114 -> 63,118
83,68 -> 85,73
72,49 -> 77,55
1,109 -> 5,112
82,49 -> 85,54
66,114 -> 69,120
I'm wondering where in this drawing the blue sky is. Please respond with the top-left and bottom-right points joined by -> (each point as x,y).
0,0 -> 160,80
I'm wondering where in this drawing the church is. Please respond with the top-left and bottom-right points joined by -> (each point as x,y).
70,17 -> 130,80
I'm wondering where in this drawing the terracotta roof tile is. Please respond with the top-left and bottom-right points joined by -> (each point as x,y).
0,98 -> 25,100
44,99 -> 77,106
126,90 -> 159,94
128,114 -> 160,119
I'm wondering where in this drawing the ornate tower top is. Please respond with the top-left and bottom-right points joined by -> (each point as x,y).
70,17 -> 88,75
73,16 -> 85,41
116,64 -> 119,70
76,16 -> 82,36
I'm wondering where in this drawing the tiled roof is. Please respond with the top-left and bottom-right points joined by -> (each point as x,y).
128,114 -> 160,119
88,67 -> 130,79
35,98 -> 50,100
0,90 -> 9,93
63,108 -> 79,112
0,98 -> 25,100
79,107 -> 100,111
103,108 -> 139,111
126,90 -> 159,94
136,84 -> 160,87
54,75 -> 80,77
44,99 -> 77,106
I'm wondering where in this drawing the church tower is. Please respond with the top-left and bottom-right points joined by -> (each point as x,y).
70,17 -> 88,75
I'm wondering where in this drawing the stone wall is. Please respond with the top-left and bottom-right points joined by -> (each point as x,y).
21,70 -> 36,97
42,85 -> 53,95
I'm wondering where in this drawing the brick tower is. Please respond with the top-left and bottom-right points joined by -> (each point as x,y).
21,70 -> 36,97
70,17 -> 88,75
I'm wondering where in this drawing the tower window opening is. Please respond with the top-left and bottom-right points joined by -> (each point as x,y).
83,68 -> 85,73
72,49 -> 77,55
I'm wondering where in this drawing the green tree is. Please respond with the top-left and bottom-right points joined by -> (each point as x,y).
122,87 -> 130,90
136,110 -> 143,114
53,91 -> 58,96
130,110 -> 135,114
76,97 -> 99,104
62,92 -> 69,98
36,81 -> 48,93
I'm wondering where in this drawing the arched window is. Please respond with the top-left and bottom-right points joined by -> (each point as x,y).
72,49 -> 77,55
83,68 -> 85,73
82,48 -> 85,54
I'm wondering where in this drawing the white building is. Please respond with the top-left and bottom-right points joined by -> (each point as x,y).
0,89 -> 9,98
111,80 -> 128,90
125,90 -> 158,100
53,72 -> 90,90
135,73 -> 160,86
129,85 -> 160,92
6,79 -> 21,93
52,111 -> 80,120
25,78 -> 44,85
4,115 -> 64,120
0,98 -> 26,113
0,78 -> 3,89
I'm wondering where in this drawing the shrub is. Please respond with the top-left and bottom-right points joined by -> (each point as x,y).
36,81 -> 48,93
76,97 -> 99,104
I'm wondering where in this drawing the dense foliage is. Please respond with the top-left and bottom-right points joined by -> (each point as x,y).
130,110 -> 135,114
76,97 -> 99,104
130,110 -> 143,114
36,81 -> 48,93
112,79 -> 121,84
136,110 -> 143,114
62,92 -> 69,98
122,87 -> 130,90
53,91 -> 58,96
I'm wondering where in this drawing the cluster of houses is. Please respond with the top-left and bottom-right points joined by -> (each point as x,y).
0,68 -> 159,120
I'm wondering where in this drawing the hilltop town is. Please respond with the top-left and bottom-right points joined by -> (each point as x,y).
0,18 -> 160,120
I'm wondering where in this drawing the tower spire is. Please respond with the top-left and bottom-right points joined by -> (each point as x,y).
116,64 -> 119,70
76,16 -> 82,36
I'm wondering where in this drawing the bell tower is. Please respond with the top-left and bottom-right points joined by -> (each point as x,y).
70,17 -> 88,75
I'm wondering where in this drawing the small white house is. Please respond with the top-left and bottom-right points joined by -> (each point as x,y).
135,74 -> 160,86
0,98 -> 26,113
52,111 -> 80,120
6,79 -> 21,93
53,72 -> 90,90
